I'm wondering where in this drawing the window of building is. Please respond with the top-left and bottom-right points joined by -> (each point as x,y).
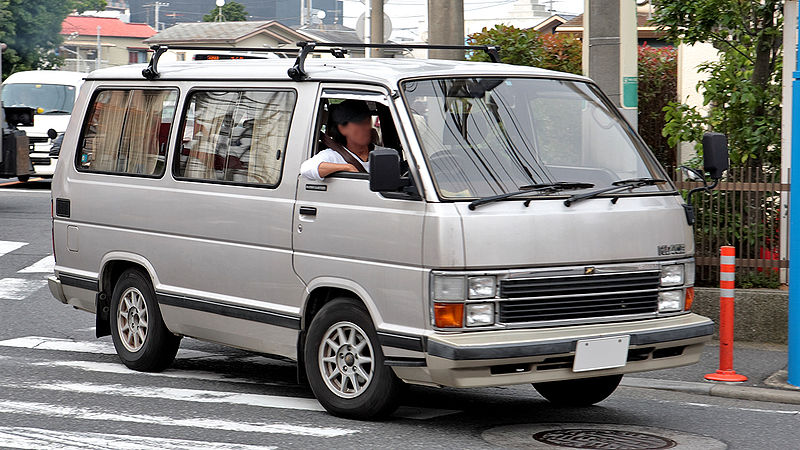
77,89 -> 178,176
128,50 -> 148,64
174,90 -> 296,187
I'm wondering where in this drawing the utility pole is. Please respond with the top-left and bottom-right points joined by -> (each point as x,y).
145,2 -> 169,31
582,0 -> 638,127
96,26 -> 102,71
370,0 -> 384,58
427,0 -> 465,60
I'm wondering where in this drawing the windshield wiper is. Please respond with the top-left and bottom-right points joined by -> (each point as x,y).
41,110 -> 71,115
468,181 -> 595,210
563,177 -> 667,207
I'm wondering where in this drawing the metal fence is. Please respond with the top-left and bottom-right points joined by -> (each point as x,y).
668,166 -> 788,285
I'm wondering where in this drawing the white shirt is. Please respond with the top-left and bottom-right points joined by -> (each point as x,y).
300,147 -> 384,181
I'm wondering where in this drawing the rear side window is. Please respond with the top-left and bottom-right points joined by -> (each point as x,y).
78,89 -> 177,176
174,90 -> 296,187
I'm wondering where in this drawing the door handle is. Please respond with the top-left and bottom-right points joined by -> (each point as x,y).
299,206 -> 317,216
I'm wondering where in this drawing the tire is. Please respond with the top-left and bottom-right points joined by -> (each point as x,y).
533,374 -> 623,407
109,269 -> 180,372
17,175 -> 29,183
304,297 -> 401,420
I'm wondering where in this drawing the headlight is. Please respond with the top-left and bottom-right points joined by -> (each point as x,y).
432,275 -> 465,300
465,303 -> 495,327
658,290 -> 684,312
660,265 -> 684,287
468,276 -> 496,299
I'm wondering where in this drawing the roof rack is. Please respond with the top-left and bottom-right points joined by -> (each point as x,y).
142,44 -> 301,80
141,42 -> 501,81
286,41 -> 501,81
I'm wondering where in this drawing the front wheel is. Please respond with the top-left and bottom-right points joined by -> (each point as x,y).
533,374 -> 623,407
304,297 -> 401,420
17,175 -> 29,183
109,269 -> 181,372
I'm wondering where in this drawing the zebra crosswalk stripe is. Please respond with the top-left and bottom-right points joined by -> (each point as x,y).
18,255 -> 55,273
0,426 -> 277,450
0,400 -> 358,438
0,278 -> 48,300
0,240 -> 27,258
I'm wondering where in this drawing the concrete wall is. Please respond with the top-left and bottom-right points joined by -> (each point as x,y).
693,287 -> 788,344
676,42 -> 718,163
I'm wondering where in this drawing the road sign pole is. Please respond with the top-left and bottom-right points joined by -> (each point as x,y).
789,1 -> 800,387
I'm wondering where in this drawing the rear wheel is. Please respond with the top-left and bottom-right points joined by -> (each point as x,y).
533,374 -> 623,407
304,297 -> 401,420
109,269 -> 180,372
17,175 -> 29,183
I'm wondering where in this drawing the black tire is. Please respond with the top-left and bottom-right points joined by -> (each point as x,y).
533,374 -> 623,407
109,269 -> 180,372
304,297 -> 401,420
17,175 -> 29,183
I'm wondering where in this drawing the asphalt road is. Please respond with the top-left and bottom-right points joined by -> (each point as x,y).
1,180 -> 799,449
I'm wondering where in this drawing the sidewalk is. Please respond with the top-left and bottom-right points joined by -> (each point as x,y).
624,341 -> 800,405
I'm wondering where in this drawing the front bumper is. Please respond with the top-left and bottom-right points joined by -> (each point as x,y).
393,313 -> 713,388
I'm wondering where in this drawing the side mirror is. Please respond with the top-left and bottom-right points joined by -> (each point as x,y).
47,128 -> 58,140
369,147 -> 410,192
702,132 -> 729,179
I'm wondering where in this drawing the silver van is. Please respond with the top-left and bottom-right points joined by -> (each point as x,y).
49,43 -> 720,419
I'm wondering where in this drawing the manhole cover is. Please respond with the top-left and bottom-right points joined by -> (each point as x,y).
532,429 -> 676,449
482,424 -> 727,449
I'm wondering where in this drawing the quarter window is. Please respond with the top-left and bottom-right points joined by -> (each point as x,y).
174,90 -> 296,187
78,89 -> 178,176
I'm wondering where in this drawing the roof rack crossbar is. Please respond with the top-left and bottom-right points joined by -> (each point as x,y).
142,44 -> 300,80
296,41 -> 502,62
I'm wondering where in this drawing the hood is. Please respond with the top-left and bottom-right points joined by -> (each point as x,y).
453,194 -> 693,269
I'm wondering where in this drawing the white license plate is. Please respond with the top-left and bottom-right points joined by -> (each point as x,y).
572,335 -> 630,372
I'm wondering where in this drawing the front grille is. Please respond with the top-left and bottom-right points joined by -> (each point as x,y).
498,271 -> 660,323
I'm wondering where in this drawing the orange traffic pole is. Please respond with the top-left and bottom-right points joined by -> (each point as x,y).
705,246 -> 748,382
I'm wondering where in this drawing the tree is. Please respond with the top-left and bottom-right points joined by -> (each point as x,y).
0,0 -> 107,78
651,0 -> 783,168
467,25 -> 581,74
203,1 -> 248,22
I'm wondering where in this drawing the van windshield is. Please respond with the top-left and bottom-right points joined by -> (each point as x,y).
401,77 -> 668,199
1,83 -> 76,115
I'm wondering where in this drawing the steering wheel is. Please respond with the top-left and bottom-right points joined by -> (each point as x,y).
427,150 -> 475,195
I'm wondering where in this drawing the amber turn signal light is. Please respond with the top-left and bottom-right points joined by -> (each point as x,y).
684,287 -> 695,310
434,302 -> 464,328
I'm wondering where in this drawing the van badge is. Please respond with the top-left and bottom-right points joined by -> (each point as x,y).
658,244 -> 686,256
584,267 -> 596,275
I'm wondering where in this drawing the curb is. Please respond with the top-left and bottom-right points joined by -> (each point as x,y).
622,376 -> 800,406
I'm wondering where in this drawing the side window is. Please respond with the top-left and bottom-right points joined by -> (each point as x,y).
174,90 -> 296,187
78,89 -> 177,176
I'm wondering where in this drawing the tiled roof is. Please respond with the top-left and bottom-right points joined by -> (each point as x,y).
61,16 -> 156,38
145,21 -> 305,44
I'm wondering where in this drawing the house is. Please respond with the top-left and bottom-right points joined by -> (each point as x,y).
60,16 -> 156,72
144,21 -> 310,62
532,14 -> 578,34
553,11 -> 670,47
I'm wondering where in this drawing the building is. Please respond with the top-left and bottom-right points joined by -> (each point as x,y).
465,0 -> 554,35
128,0 -> 344,31
553,11 -> 670,47
60,16 -> 156,72
532,14 -> 578,34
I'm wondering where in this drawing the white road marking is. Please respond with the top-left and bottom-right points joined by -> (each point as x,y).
0,336 -> 212,359
0,400 -> 358,437
34,381 -> 328,412
18,255 -> 55,273
0,240 -> 27,258
652,397 -> 800,415
0,278 -> 47,300
33,359 -> 278,386
0,426 -> 275,450
17,381 -> 460,420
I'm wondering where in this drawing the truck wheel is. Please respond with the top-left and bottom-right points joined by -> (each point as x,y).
533,374 -> 623,407
17,175 -> 29,183
109,269 -> 180,372
304,297 -> 401,420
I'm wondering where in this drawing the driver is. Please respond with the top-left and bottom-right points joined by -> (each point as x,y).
300,100 -> 395,181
